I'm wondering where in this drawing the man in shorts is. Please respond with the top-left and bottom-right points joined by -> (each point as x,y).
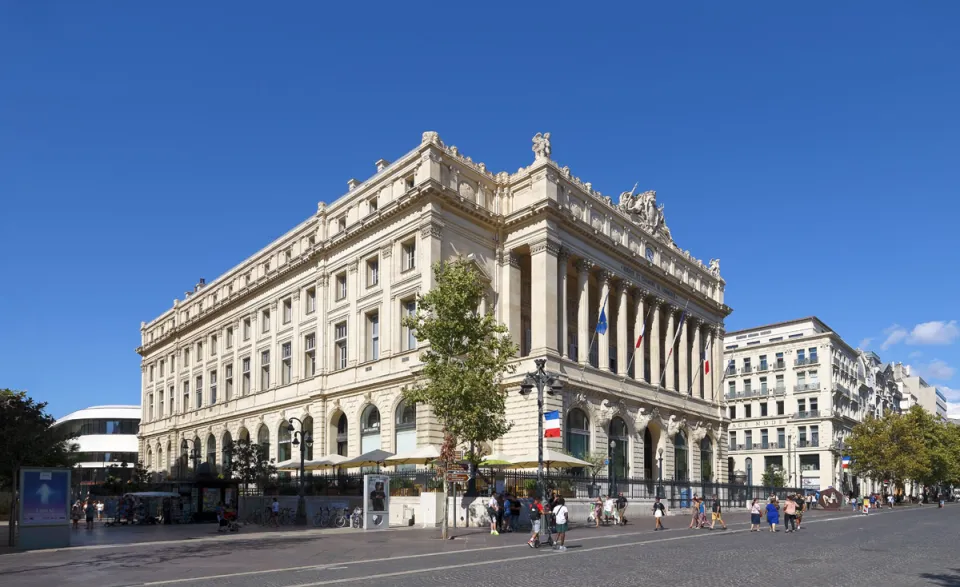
710,494 -> 727,530
527,496 -> 544,547
615,492 -> 628,525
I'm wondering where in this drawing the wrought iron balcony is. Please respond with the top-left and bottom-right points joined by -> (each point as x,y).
725,367 -> 736,376
797,439 -> 819,448
794,383 -> 820,392
794,357 -> 819,367
793,410 -> 821,420
774,360 -> 786,371
757,363 -> 769,373
773,385 -> 787,396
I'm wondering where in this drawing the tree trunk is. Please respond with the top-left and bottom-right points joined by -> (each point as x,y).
441,480 -> 449,540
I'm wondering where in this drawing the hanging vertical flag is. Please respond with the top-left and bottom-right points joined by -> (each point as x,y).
595,291 -> 609,336
544,410 -> 561,438
841,456 -> 851,469
664,309 -> 687,364
635,320 -> 645,348
703,338 -> 711,375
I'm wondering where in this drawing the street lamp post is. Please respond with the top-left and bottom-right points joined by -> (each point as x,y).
181,438 -> 201,478
609,440 -> 617,497
519,358 -> 563,499
656,448 -> 664,499
287,418 -> 313,526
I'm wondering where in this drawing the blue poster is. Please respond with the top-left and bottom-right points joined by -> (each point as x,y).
21,469 -> 70,526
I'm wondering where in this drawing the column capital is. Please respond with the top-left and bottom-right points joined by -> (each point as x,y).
558,246 -> 572,263
381,243 -> 393,258
599,270 -> 614,286
530,238 -> 562,257
619,280 -> 635,293
420,223 -> 443,240
688,316 -> 702,327
574,258 -> 594,273
650,296 -> 665,308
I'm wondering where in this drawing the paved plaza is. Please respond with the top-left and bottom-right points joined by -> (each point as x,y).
1,505 -> 957,587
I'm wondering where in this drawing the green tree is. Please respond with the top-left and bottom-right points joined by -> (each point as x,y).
761,466 -> 785,487
848,407 -> 932,490
0,390 -> 79,545
223,438 -> 276,493
401,259 -> 518,539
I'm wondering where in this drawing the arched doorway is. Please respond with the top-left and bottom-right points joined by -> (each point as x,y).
609,417 -> 629,481
277,423 -> 292,462
157,446 -> 163,474
336,413 -> 348,456
206,434 -> 216,466
395,400 -> 417,469
360,405 -> 382,453
643,428 -> 654,479
727,457 -> 735,483
565,408 -> 590,460
674,431 -> 688,481
147,447 -> 153,471
221,431 -> 233,472
700,436 -> 713,482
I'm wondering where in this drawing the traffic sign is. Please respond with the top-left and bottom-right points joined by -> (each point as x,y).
446,471 -> 469,482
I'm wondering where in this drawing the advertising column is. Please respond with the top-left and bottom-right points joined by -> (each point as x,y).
363,474 -> 390,530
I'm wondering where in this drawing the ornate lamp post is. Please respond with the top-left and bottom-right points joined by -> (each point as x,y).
519,358 -> 563,499
287,417 -> 313,526
181,438 -> 201,478
657,447 -> 664,499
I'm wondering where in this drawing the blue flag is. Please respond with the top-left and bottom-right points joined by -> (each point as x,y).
596,308 -> 608,335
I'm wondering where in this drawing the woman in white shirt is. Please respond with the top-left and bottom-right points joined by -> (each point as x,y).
487,493 -> 500,536
552,497 -> 569,551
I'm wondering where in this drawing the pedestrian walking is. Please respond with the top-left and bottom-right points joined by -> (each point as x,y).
749,498 -> 762,532
552,497 -> 569,551
527,496 -> 544,548
688,495 -> 700,529
616,492 -> 628,525
502,494 -> 513,532
794,494 -> 804,530
487,493 -> 500,536
270,497 -> 280,528
71,502 -> 81,529
710,494 -> 727,530
593,495 -> 603,527
653,497 -> 667,531
96,500 -> 104,522
84,499 -> 96,530
766,498 -> 779,532
783,495 -> 797,532
887,494 -> 895,509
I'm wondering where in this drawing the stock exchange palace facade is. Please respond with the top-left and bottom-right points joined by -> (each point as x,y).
136,132 -> 732,485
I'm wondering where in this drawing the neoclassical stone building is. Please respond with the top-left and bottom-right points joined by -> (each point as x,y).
136,131 -> 731,484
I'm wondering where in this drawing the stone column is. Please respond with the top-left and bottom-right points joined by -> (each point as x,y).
691,319 -> 702,397
576,259 -> 591,365
598,272 -> 612,372
530,239 -> 560,356
679,311 -> 689,394
559,249 -> 570,359
713,326 -> 724,403
617,282 -> 630,376
650,298 -> 662,387
633,290 -> 646,382
292,290 -> 302,382
501,251 -> 522,350
664,306 -> 676,390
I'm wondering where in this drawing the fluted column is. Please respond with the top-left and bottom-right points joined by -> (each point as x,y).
530,239 -> 559,355
559,249 -> 571,359
650,298 -> 663,387
691,319 -> 702,397
679,311 -> 689,394
576,260 -> 591,365
664,306 -> 676,390
633,290 -> 646,382
501,251 -> 522,350
598,272 -> 612,371
617,282 -> 630,376
713,325 -> 724,403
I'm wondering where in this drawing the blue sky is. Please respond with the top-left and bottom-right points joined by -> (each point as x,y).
2,2 -> 958,418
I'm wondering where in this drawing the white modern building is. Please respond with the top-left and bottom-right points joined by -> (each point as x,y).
136,131 -> 732,488
54,405 -> 141,490
892,363 -> 947,419
723,317 -> 878,495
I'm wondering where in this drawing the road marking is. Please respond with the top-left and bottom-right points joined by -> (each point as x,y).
134,508 -> 913,586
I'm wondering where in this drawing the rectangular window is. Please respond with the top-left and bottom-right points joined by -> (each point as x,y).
211,334 -> 217,356
335,321 -> 348,370
197,341 -> 203,360
159,360 -> 164,378
745,430 -> 753,447
777,427 -> 786,448
148,393 -> 154,421
745,404 -> 752,418
761,429 -> 768,449
366,257 -> 379,288
306,287 -> 317,314
810,398 -> 818,413
744,379 -> 752,393
743,357 -> 752,372
169,386 -> 174,416
226,327 -> 234,349
775,352 -> 784,368
262,309 -> 271,333
402,300 -> 417,351
759,355 -> 768,370
225,364 -> 233,401
810,425 -> 819,445
210,370 -> 218,404
304,333 -> 316,378
402,239 -> 416,272
336,272 -> 347,301
195,375 -> 203,409
242,358 -> 251,395
283,298 -> 292,324
798,399 -> 806,413
261,350 -> 270,389
149,365 -> 155,382
776,374 -> 784,389
171,354 -> 175,372
798,426 -> 807,443
728,381 -> 736,396
337,216 -> 346,232
182,381 -> 190,412
729,431 -> 736,451
797,349 -> 805,363
761,403 -> 768,417
760,376 -> 768,392
367,312 -> 380,361
726,359 -> 735,375
776,400 -> 785,415
797,372 -> 806,386
368,195 -> 378,213
243,318 -> 251,341
281,342 -> 292,385
729,406 -> 736,420
809,347 -> 818,362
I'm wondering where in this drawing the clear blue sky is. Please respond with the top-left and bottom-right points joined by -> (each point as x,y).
2,2 -> 958,418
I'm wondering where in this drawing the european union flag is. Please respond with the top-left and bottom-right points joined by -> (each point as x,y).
596,308 -> 608,335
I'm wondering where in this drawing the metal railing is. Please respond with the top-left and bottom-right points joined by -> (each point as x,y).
773,386 -> 787,396
794,357 -> 819,366
793,410 -> 821,420
797,439 -> 819,448
794,383 -> 820,392
725,367 -> 736,376
757,363 -> 769,373
774,361 -> 786,371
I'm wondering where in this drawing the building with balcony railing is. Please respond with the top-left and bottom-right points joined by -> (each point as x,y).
723,316 -> 880,496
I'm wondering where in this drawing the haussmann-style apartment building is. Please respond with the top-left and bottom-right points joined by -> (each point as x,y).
136,131 -> 732,487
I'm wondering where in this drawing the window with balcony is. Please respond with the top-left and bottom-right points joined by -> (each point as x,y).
798,399 -> 806,413
775,352 -> 784,369
776,374 -> 784,391
777,427 -> 785,448
281,342 -> 292,385
797,372 -> 806,390
728,381 -> 736,398
809,347 -> 818,362
304,333 -> 316,378
810,398 -> 818,413
796,348 -> 806,365
798,426 -> 807,445
335,272 -> 347,301
810,370 -> 819,385
334,321 -> 348,370
760,376 -> 768,393
759,355 -> 768,371
744,379 -> 752,395
761,429 -> 768,449
745,430 -> 753,447
260,350 -> 270,390
743,357 -> 752,372
726,359 -> 735,375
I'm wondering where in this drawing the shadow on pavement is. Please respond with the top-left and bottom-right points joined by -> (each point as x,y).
919,569 -> 960,586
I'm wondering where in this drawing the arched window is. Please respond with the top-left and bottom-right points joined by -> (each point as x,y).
565,409 -> 590,460
674,431 -> 688,481
166,441 -> 173,471
395,400 -> 417,470
157,446 -> 164,474
361,405 -> 382,453
238,427 -> 250,443
700,436 -> 713,482
745,457 -> 754,486
147,447 -> 153,471
206,434 -> 216,466
222,431 -> 233,472
302,416 -> 314,460
609,417 -> 629,480
337,413 -> 348,456
278,423 -> 292,462
257,425 -> 270,458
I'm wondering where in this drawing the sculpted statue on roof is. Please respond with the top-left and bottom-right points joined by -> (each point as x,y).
618,188 -> 674,245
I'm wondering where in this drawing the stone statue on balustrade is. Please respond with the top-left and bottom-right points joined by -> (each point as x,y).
532,132 -> 552,160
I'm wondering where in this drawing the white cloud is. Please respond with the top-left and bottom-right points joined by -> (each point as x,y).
907,320 -> 959,346
858,338 -> 873,349
909,351 -> 923,359
941,386 -> 960,401
947,401 -> 960,419
915,359 -> 956,381
881,324 -> 908,350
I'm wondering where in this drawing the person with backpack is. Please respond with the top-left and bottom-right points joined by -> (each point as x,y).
653,497 -> 667,530
709,494 -> 727,530
552,497 -> 569,551
615,492 -> 628,525
527,496 -> 544,548
502,494 -> 513,532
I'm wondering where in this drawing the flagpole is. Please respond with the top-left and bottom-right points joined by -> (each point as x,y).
619,304 -> 655,391
579,288 -> 611,382
656,299 -> 690,392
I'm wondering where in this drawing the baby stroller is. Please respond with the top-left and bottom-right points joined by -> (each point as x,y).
219,509 -> 240,532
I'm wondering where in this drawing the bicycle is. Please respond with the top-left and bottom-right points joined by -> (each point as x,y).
351,506 -> 364,528
312,507 -> 329,528
244,509 -> 264,526
279,507 -> 295,525
334,507 -> 349,528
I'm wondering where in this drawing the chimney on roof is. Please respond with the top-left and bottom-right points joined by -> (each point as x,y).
375,159 -> 390,172
347,178 -> 360,191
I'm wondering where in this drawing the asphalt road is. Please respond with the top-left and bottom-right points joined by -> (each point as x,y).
2,506 -> 956,587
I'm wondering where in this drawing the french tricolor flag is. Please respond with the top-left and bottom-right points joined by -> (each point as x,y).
703,339 -> 711,375
544,410 -> 561,438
